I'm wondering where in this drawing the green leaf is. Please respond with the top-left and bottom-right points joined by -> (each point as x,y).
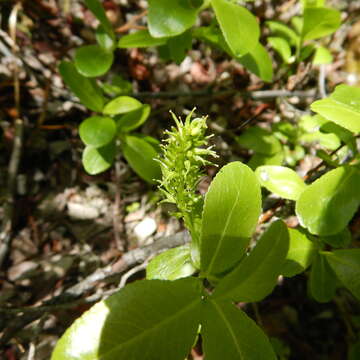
324,249 -> 360,300
302,7 -> 341,41
255,165 -> 306,201
296,166 -> 360,236
282,228 -> 318,277
103,96 -> 142,115
248,151 -> 284,170
51,278 -> 202,360
116,104 -> 150,133
265,20 -> 300,45
146,245 -> 196,280
301,0 -> 325,8
200,162 -> 261,278
118,29 -> 168,48
82,142 -> 116,175
236,42 -> 273,82
348,341 -> 360,360
96,25 -> 115,51
79,115 -> 116,147
211,0 -> 260,57
122,135 -> 161,183
84,0 -> 114,37
237,126 -> 282,154
313,45 -> 333,65
268,37 -> 293,64
311,85 -> 360,133
202,299 -> 277,360
320,228 -> 352,249
59,61 -> 105,112
148,0 -> 200,38
213,220 -> 289,302
299,131 -> 341,150
166,30 -> 193,64
309,252 -> 337,302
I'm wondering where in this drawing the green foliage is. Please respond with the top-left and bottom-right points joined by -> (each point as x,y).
255,165 -> 307,201
200,162 -> 262,278
79,116 -> 116,147
296,166 -> 360,236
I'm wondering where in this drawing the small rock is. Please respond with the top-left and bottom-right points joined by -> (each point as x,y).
134,217 -> 157,241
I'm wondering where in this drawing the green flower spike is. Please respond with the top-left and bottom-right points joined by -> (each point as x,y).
157,110 -> 218,266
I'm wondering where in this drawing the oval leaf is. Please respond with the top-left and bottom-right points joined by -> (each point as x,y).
75,45 -> 113,78
103,96 -> 142,115
79,116 -> 116,147
202,299 -> 276,360
122,135 -> 160,183
213,220 -> 289,302
324,249 -> 360,300
82,142 -> 116,175
200,162 -> 261,278
268,37 -> 293,64
116,104 -> 150,133
282,228 -> 318,277
118,30 -> 168,48
146,245 -> 196,281
148,0 -> 200,38
255,165 -> 307,201
296,166 -> 360,236
59,61 -> 105,112
211,0 -> 260,57
309,252 -> 337,303
51,278 -> 202,360
311,85 -> 360,133
302,7 -> 341,41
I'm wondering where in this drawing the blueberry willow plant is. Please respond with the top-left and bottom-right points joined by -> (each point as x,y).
51,113 -> 290,360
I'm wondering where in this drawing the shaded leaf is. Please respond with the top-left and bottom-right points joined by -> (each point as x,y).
122,135 -> 161,183
116,104 -> 151,133
213,220 -> 289,302
59,61 -> 105,112
202,299 -> 276,360
84,0 -> 114,37
51,278 -> 202,360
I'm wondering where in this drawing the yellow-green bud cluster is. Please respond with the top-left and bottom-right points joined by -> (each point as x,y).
157,110 -> 217,220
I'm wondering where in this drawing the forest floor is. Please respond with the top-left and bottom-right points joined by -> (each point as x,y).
1,0 -> 360,359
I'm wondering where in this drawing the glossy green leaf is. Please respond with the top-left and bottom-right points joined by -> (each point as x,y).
320,228 -> 352,248
296,166 -> 360,236
282,228 -> 318,277
311,85 -> 360,133
248,151 -> 284,170
96,25 -> 115,51
265,20 -> 300,45
313,46 -> 333,65
324,249 -> 360,300
237,126 -> 282,154
146,245 -> 196,280
84,0 -> 114,37
237,42 -> 273,82
103,96 -> 142,115
268,37 -> 293,63
79,116 -> 116,147
213,220 -> 289,302
309,252 -> 337,302
302,7 -> 341,41
118,30 -> 168,48
122,135 -> 161,183
255,165 -> 306,201
51,278 -> 202,360
116,104 -> 150,133
202,299 -> 277,360
59,61 -> 104,112
148,0 -> 200,38
211,0 -> 260,57
299,131 -> 341,150
82,142 -> 116,175
200,162 -> 261,278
